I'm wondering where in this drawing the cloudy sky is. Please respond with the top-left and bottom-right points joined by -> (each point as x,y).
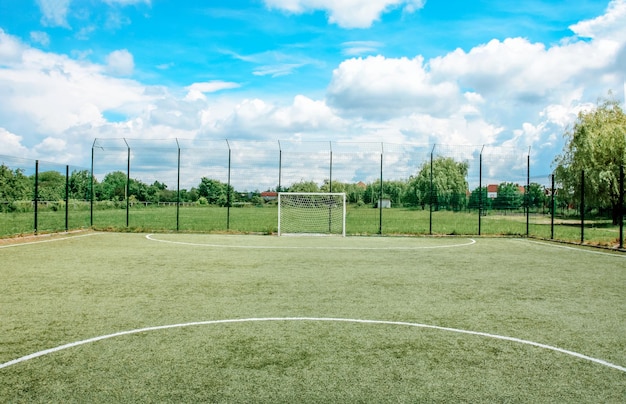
0,0 -> 625,183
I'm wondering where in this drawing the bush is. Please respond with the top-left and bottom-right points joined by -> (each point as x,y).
9,200 -> 34,213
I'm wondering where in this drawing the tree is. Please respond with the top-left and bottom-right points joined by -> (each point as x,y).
406,157 -> 469,210
320,179 -> 346,193
526,183 -> 547,211
35,171 -> 65,201
468,187 -> 491,210
197,177 -> 233,206
553,97 -> 626,223
0,165 -> 32,202
97,171 -> 128,201
493,183 -> 523,210
288,180 -> 319,193
344,182 -> 366,204
128,178 -> 149,202
364,180 -> 406,206
69,170 -> 94,200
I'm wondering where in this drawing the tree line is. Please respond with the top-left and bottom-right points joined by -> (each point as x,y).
0,157 -> 548,212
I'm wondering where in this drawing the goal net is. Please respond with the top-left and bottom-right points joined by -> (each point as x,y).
278,192 -> 346,236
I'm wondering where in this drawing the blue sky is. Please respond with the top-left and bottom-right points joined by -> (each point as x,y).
0,0 -> 625,187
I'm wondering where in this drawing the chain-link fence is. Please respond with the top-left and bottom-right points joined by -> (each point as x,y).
0,155 -> 91,236
1,140 -> 624,249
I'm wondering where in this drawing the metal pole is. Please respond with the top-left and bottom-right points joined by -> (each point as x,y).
124,138 -> 130,228
479,145 -> 483,235
176,139 -> 181,232
526,150 -> 530,237
65,165 -> 69,232
277,140 -> 282,192
580,170 -> 585,244
90,142 -> 94,227
379,144 -> 383,235
329,141 -> 333,193
551,174 -> 555,240
429,145 -> 435,235
329,141 -> 333,233
34,160 -> 39,234
226,139 -> 231,230
618,165 -> 624,248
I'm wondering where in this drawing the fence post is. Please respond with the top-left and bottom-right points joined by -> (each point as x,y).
379,145 -> 383,235
429,145 -> 435,235
34,160 -> 39,234
580,170 -> 585,244
65,165 -> 69,232
619,165 -> 624,248
176,139 -> 181,232
526,151 -> 530,237
278,140 -> 282,192
329,141 -> 333,193
550,174 -> 555,240
227,139 -> 231,231
125,139 -> 130,228
90,142 -> 94,227
478,146 -> 484,235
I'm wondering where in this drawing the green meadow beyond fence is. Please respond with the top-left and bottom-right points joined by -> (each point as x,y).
1,139 -> 624,249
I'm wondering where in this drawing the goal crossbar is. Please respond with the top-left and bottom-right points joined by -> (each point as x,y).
278,192 -> 346,236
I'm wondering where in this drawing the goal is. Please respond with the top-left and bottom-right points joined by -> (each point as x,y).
278,192 -> 346,236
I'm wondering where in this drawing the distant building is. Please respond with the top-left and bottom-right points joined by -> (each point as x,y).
487,184 -> 525,199
260,191 -> 278,201
376,198 -> 391,208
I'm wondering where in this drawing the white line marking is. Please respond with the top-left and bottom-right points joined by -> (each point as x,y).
0,232 -> 100,249
1,317 -> 624,373
515,239 -> 626,258
145,234 -> 477,250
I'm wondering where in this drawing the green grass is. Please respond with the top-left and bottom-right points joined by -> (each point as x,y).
1,232 -> 624,402
2,205 -> 624,248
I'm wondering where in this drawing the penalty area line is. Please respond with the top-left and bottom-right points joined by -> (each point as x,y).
1,317 -> 624,373
145,234 -> 477,250
0,232 -> 100,249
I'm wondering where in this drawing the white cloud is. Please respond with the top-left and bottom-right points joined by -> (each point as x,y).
0,33 -> 150,137
188,81 -> 240,93
275,95 -> 344,130
224,49 -> 317,77
0,128 -> 29,157
36,0 -> 71,28
30,31 -> 50,47
202,95 -> 345,139
34,136 -> 67,154
342,41 -> 382,56
0,29 -> 26,64
106,49 -> 134,76
185,81 -> 241,101
319,0 -> 625,164
253,63 -> 305,77
570,0 -> 626,39
327,55 -> 459,119
429,36 -> 618,105
264,0 -> 425,28
76,25 -> 97,41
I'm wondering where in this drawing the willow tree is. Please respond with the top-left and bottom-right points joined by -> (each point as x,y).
406,156 -> 469,211
553,97 -> 626,223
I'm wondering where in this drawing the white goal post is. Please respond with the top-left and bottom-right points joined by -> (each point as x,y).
278,192 -> 346,236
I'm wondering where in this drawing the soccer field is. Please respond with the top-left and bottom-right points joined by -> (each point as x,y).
1,232 -> 625,402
